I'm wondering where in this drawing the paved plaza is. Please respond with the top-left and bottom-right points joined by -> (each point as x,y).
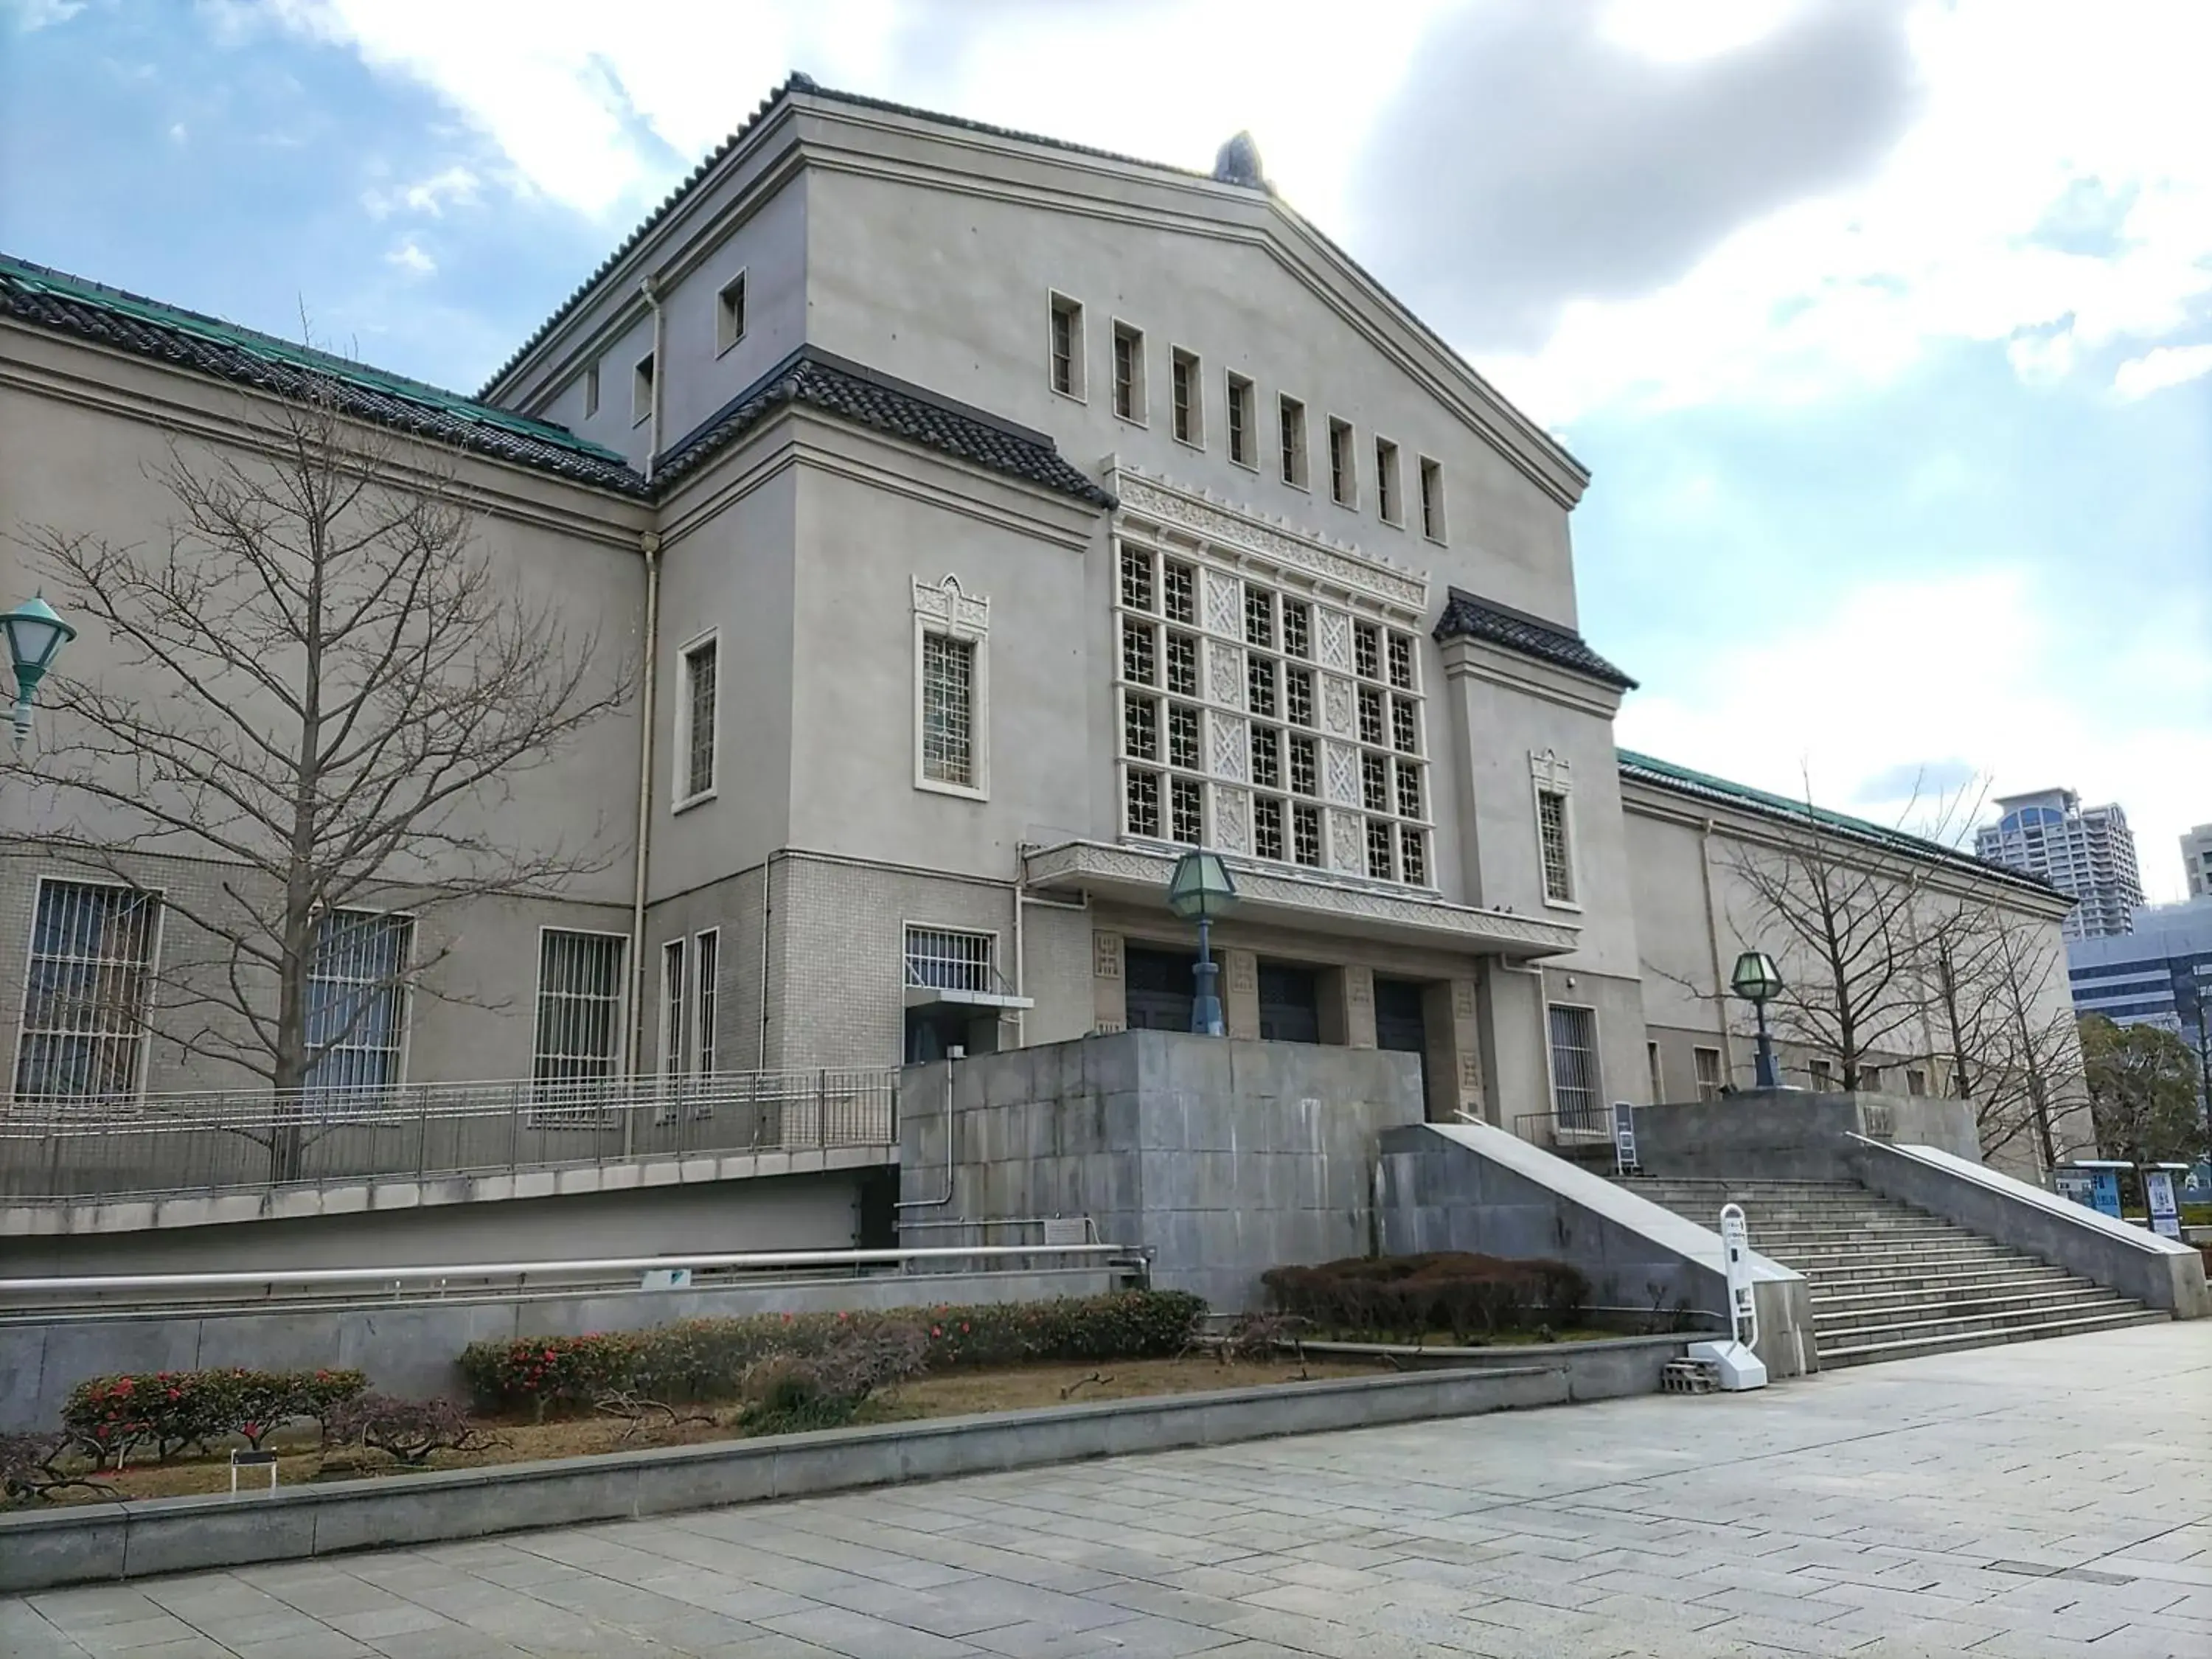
5,1322 -> 2208,1659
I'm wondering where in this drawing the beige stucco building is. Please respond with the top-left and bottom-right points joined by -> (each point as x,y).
0,77 -> 2089,1201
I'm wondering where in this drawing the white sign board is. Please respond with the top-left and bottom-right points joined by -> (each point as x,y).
2146,1170 -> 2181,1239
1612,1102 -> 1639,1176
640,1267 -> 692,1291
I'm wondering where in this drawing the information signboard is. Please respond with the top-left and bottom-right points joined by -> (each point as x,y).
2145,1169 -> 2181,1239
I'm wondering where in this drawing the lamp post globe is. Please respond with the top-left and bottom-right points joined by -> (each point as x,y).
2,594 -> 76,751
1729,949 -> 1784,1090
1166,849 -> 1238,1037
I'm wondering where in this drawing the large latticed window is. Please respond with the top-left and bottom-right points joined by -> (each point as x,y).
921,634 -> 975,786
1548,1004 -> 1600,1132
904,926 -> 993,993
305,910 -> 412,1098
1113,535 -> 1430,882
532,931 -> 625,1104
13,880 -> 161,1103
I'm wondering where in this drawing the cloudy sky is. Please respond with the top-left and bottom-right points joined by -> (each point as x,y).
4,0 -> 2208,899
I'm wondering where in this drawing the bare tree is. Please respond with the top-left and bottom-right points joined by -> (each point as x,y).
4,380 -> 632,1160
1920,897 -> 2081,1170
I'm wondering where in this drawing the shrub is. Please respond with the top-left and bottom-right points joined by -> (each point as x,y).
737,1322 -> 930,1437
1262,1253 -> 1589,1343
60,1367 -> 367,1465
322,1394 -> 504,1468
0,1432 -> 111,1507
459,1290 -> 1208,1417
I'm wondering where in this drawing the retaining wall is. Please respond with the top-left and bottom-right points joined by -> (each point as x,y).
1633,1090 -> 1982,1180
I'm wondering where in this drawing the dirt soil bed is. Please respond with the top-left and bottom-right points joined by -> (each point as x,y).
29,1354 -> 1389,1508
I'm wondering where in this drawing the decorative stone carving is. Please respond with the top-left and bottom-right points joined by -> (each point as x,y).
1204,567 -> 1241,637
1093,932 -> 1124,979
1114,471 -> 1429,614
1531,748 -> 1572,793
1328,810 -> 1366,876
1321,675 -> 1354,737
1452,978 -> 1477,1019
1209,641 -> 1245,709
1315,607 -> 1352,669
912,573 -> 988,636
1228,953 -> 1256,994
1324,741 -> 1359,806
1211,713 -> 1249,782
1214,787 -> 1251,854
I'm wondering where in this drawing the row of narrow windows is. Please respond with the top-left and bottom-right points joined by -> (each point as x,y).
574,271 -> 751,426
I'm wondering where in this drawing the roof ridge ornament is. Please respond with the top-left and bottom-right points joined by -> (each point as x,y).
1213,131 -> 1265,188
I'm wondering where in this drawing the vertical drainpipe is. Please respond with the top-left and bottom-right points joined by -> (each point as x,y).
1698,816 -> 1733,1084
622,274 -> 669,1107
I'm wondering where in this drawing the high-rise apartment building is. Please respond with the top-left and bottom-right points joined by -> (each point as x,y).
2183,824 -> 2212,900
1975,788 -> 2144,941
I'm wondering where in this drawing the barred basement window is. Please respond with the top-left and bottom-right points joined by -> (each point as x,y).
306,910 -> 413,1098
1254,796 -> 1284,860
1391,696 -> 1419,754
1171,777 -> 1204,843
920,633 -> 977,787
1366,820 -> 1395,880
534,930 -> 626,1098
1121,617 -> 1155,686
1354,620 -> 1381,680
1288,732 -> 1317,796
13,880 -> 161,1103
1548,1005 -> 1599,1130
1168,702 -> 1201,769
1363,752 -> 1390,813
1293,802 -> 1321,866
1285,666 -> 1313,727
905,926 -> 994,992
1399,827 -> 1427,884
1358,686 -> 1385,745
1120,545 -> 1155,611
1395,762 -> 1422,821
1125,768 -> 1161,837
1124,694 -> 1159,762
1281,599 -> 1310,658
1538,788 -> 1575,903
1387,633 -> 1413,690
1251,725 -> 1281,790
1246,655 -> 1277,718
1244,587 -> 1273,649
1164,560 -> 1196,623
1165,631 -> 1198,696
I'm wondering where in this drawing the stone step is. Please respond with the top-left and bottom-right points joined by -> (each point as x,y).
1780,1239 -> 2029,1265
1756,1223 -> 1975,1245
1811,1298 -> 2154,1348
1816,1308 -> 2171,1368
1795,1262 -> 2079,1293
1811,1284 -> 2129,1329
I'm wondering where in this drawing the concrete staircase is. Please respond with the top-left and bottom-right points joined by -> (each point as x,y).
1617,1176 -> 2167,1367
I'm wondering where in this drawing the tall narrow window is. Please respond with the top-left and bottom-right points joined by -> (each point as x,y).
921,633 -> 976,788
632,351 -> 655,425
659,939 -> 688,1079
1171,349 -> 1202,445
533,931 -> 626,1099
1548,1005 -> 1599,1131
582,363 -> 599,419
715,271 -> 747,352
1278,395 -> 1307,486
13,880 -> 161,1103
1170,776 -> 1203,844
1694,1046 -> 1723,1102
1226,373 -> 1255,466
695,930 -> 719,1076
1112,322 -> 1144,421
1419,456 -> 1445,541
1126,768 -> 1161,837
1048,294 -> 1085,397
677,636 -> 717,804
1537,789 -> 1575,904
305,910 -> 412,1099
1375,437 -> 1401,524
1646,1041 -> 1663,1103
1327,417 -> 1355,507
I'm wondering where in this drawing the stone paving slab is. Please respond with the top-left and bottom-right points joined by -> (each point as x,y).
4,1321 -> 2205,1658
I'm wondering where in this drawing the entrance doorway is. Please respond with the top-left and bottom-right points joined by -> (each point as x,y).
1374,975 -> 1432,1108
1258,963 -> 1320,1043
1124,946 -> 1198,1031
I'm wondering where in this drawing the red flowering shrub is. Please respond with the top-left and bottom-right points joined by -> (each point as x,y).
60,1367 -> 366,1465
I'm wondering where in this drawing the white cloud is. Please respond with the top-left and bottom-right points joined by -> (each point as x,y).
2113,341 -> 2212,400
7,0 -> 85,31
167,122 -> 188,145
383,237 -> 436,276
363,164 -> 481,220
1615,568 -> 2212,902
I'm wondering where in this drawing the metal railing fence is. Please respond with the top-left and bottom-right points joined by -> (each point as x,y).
0,1068 -> 899,1203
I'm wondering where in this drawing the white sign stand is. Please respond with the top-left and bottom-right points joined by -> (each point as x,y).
1686,1203 -> 1768,1391
1612,1102 -> 1640,1176
2146,1170 -> 2181,1239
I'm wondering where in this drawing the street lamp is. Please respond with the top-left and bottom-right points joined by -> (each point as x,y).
3,594 -> 76,752
1166,849 -> 1238,1037
1730,948 -> 1785,1090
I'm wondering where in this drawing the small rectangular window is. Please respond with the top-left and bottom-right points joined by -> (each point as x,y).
1293,802 -> 1321,867
905,927 -> 995,993
1419,456 -> 1446,541
1288,732 -> 1317,796
582,362 -> 599,418
1119,545 -> 1155,611
695,930 -> 719,1077
1907,1068 -> 1927,1096
1226,373 -> 1256,467
1694,1046 -> 1723,1102
1647,1041 -> 1663,1103
921,633 -> 977,788
1358,686 -> 1385,747
1113,322 -> 1144,422
1121,618 -> 1155,686
1163,560 -> 1196,624
1399,827 -> 1427,885
1243,588 -> 1273,650
678,636 -> 717,803
1395,762 -> 1422,821
1279,395 -> 1307,487
1366,819 -> 1395,880
1328,417 -> 1355,507
1809,1058 -> 1834,1091
1246,655 -> 1277,719
660,939 -> 688,1080
1049,295 -> 1085,397
1250,725 -> 1281,790
1387,633 -> 1414,691
715,271 -> 747,353
1171,777 -> 1204,844
1362,752 -> 1390,813
631,352 -> 656,425
1254,796 -> 1285,861
1124,694 -> 1159,762
1171,348 -> 1202,445
1391,696 -> 1419,755
1126,768 -> 1161,837
1375,438 -> 1401,524
1354,620 -> 1382,681
1860,1065 -> 1884,1093
534,931 -> 627,1098
1538,788 -> 1574,903
1284,666 -> 1313,727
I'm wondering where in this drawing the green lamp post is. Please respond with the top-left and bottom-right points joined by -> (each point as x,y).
1730,949 -> 1785,1089
3,595 -> 75,751
1166,849 -> 1238,1037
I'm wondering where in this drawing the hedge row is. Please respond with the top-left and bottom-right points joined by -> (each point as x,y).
61,1367 -> 366,1464
459,1290 -> 1207,1418
1262,1252 -> 1590,1343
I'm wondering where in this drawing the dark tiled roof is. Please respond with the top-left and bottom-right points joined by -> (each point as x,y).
476,74 -> 1245,400
1433,588 -> 1636,689
655,346 -> 1116,507
1617,750 -> 2067,902
0,254 -> 647,496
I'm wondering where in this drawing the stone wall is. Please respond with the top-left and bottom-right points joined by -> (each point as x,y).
1633,1089 -> 1981,1180
897,1030 -> 1424,1312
